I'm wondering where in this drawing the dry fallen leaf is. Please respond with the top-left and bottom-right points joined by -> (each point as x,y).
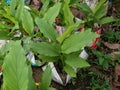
30,0 -> 42,10
103,42 -> 120,49
70,7 -> 86,19
115,65 -> 120,82
110,52 -> 120,60
114,65 -> 120,87
112,85 -> 120,90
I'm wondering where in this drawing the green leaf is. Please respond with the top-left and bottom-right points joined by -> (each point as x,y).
0,41 -> 19,67
62,0 -> 74,26
40,0 -> 50,17
94,5 -> 106,19
99,17 -> 115,25
62,29 -> 98,54
114,19 -> 120,26
57,21 -> 84,43
35,18 -> 58,41
77,3 -> 93,16
2,41 -> 29,90
70,0 -> 80,5
1,13 -> 18,25
15,0 -> 24,22
93,0 -> 106,13
0,23 -> 12,29
40,66 -> 52,90
0,60 -> 3,66
0,9 -> 19,30
103,60 -> 109,69
99,57 -> 104,65
41,0 -> 47,3
10,0 -> 18,16
64,0 -> 70,4
0,42 -> 10,66
43,2 -> 61,24
0,41 -> 14,56
39,55 -> 58,62
48,88 -> 56,90
65,53 -> 90,68
22,9 -> 34,35
30,42 -> 60,57
27,65 -> 37,90
0,31 -> 10,39
63,64 -> 76,77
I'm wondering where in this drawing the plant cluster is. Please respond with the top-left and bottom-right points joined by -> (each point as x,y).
0,0 -> 116,90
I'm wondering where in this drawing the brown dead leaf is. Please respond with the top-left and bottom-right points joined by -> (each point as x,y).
113,65 -> 120,89
70,7 -> 86,19
110,52 -> 120,60
103,42 -> 120,49
30,0 -> 42,10
112,85 -> 120,90
114,65 -> 120,82
115,65 -> 120,76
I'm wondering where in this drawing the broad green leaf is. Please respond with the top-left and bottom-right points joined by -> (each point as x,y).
93,0 -> 106,13
22,9 -> 34,35
40,0 -> 50,17
26,6 -> 40,18
30,42 -> 60,57
0,31 -> 10,39
41,0 -> 47,3
48,88 -> 56,90
39,55 -> 58,62
0,41 -> 14,61
12,24 -> 19,31
77,3 -> 93,16
62,29 -> 98,54
63,64 -> 76,77
0,11 -> 19,31
0,23 -> 12,29
64,0 -> 70,4
94,5 -> 106,19
35,18 -> 58,41
99,17 -> 115,25
57,21 -> 84,43
15,0 -> 24,22
27,65 -> 37,90
2,41 -> 29,90
40,66 -> 52,90
65,53 -> 90,68
70,0 -> 80,5
1,13 -> 18,25
43,2 -> 61,24
0,42 -> 10,66
0,60 -> 3,66
62,0 -> 74,26
10,0 -> 18,16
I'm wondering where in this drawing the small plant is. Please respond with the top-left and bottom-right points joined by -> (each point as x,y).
0,0 -> 98,89
76,0 -> 115,27
103,30 -> 120,43
89,71 -> 112,90
92,50 -> 114,70
75,68 -> 112,90
30,0 -> 98,77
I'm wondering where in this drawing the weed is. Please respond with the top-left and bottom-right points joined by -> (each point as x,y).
103,30 -> 120,43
